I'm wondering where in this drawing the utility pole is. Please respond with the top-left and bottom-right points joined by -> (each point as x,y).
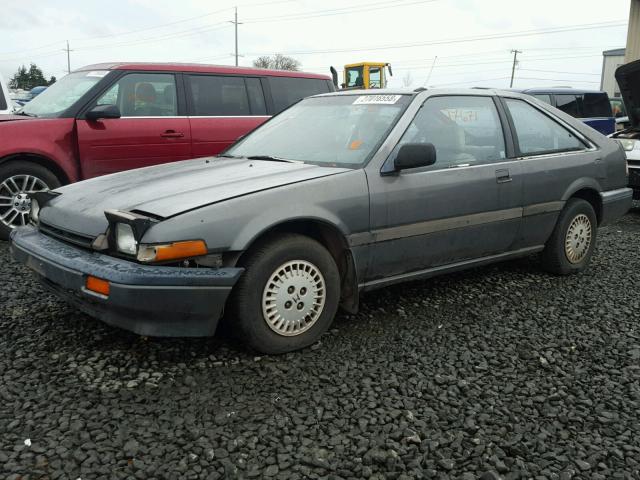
231,7 -> 242,66
509,49 -> 521,88
63,40 -> 73,74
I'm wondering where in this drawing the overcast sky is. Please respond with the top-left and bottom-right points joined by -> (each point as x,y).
0,0 -> 631,90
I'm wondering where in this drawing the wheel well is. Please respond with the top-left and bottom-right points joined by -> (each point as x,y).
0,154 -> 71,185
238,220 -> 359,313
570,188 -> 602,225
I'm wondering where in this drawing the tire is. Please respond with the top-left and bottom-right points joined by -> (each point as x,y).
541,198 -> 597,275
0,161 -> 61,240
229,233 -> 341,354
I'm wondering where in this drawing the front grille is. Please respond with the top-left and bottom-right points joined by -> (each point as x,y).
39,221 -> 95,250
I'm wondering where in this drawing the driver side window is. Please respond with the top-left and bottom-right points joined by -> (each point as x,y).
395,95 -> 506,170
95,73 -> 178,117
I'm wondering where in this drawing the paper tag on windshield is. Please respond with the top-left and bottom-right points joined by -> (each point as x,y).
85,71 -> 108,77
353,95 -> 401,105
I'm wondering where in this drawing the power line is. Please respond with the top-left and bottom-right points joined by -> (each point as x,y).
245,20 -> 627,56
244,0 -> 438,23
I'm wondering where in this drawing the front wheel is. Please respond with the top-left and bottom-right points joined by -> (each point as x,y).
0,161 -> 61,240
229,234 -> 341,354
541,198 -> 597,275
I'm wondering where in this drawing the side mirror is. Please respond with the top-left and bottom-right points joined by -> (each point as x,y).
86,104 -> 121,121
393,143 -> 436,172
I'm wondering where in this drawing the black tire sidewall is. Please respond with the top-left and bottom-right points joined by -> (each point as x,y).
543,198 -> 597,274
232,235 -> 341,354
0,161 -> 61,240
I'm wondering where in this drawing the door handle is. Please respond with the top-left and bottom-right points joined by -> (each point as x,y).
495,168 -> 512,183
160,130 -> 184,138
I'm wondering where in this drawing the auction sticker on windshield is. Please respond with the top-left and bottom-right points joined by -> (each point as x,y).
353,95 -> 402,105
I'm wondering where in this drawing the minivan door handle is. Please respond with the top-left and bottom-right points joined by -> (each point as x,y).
495,168 -> 512,184
160,130 -> 184,138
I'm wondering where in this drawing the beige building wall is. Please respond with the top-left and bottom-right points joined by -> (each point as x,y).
625,0 -> 640,63
601,54 -> 625,97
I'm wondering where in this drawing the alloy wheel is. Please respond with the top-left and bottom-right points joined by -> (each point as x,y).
0,174 -> 50,229
564,213 -> 592,264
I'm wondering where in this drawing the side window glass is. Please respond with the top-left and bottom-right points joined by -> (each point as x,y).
555,94 -> 580,117
97,83 -> 119,107
345,67 -> 364,88
245,78 -> 267,115
532,94 -> 552,105
395,96 -> 506,169
268,77 -> 331,113
188,75 -> 250,116
95,73 -> 177,117
504,98 -> 584,155
369,67 -> 381,88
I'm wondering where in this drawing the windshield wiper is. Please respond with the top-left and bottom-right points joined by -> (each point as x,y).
217,153 -> 241,158
16,111 -> 37,117
246,155 -> 300,163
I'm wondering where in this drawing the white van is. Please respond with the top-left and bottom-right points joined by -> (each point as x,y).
0,74 -> 11,114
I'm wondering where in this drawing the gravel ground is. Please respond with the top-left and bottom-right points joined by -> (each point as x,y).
1,206 -> 640,480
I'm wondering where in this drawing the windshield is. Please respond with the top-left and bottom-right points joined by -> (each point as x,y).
22,70 -> 108,118
226,94 -> 411,167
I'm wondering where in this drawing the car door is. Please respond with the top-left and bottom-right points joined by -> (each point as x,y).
187,74 -> 269,157
500,97 -> 598,249
366,94 -> 522,280
77,72 -> 191,178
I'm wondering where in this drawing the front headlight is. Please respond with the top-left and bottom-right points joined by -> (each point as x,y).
617,138 -> 638,152
116,223 -> 137,255
30,198 -> 40,224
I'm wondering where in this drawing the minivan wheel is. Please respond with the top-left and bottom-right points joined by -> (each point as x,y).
0,161 -> 61,240
229,234 -> 340,354
541,198 -> 597,275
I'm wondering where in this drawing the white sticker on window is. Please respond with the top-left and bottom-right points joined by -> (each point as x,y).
85,71 -> 108,78
353,95 -> 401,105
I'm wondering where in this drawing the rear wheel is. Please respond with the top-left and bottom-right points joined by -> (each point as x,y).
229,234 -> 340,354
541,198 -> 597,275
0,161 -> 61,240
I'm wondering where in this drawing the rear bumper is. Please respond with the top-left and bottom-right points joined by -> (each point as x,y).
600,187 -> 634,225
10,226 -> 243,337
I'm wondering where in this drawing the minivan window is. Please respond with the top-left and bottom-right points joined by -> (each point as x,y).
396,95 -> 506,168
245,77 -> 267,115
96,73 -> 177,117
22,71 -> 107,118
554,94 -> 580,117
505,98 -> 584,155
188,75 -> 250,116
582,92 -> 613,118
269,77 -> 332,113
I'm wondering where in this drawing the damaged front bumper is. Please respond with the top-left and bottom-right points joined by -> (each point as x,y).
10,225 -> 243,337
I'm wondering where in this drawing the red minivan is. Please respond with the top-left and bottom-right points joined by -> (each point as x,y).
0,62 -> 335,239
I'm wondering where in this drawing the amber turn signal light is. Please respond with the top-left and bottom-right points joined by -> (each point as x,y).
137,240 -> 208,263
86,276 -> 110,296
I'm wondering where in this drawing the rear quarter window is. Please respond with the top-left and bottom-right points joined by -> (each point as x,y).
581,93 -> 613,118
554,94 -> 580,117
268,77 -> 332,113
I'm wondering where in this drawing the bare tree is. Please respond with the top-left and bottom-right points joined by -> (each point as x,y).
402,71 -> 414,88
253,54 -> 301,71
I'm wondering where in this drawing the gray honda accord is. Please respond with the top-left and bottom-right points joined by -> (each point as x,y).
10,88 -> 632,353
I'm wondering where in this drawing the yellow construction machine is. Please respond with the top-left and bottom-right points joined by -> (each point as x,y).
330,62 -> 393,90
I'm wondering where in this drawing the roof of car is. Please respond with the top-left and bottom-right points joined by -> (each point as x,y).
313,87 -> 529,97
511,87 -> 606,95
74,62 -> 331,80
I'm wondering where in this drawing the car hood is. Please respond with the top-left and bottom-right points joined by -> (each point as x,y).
42,157 -> 351,237
615,59 -> 640,129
